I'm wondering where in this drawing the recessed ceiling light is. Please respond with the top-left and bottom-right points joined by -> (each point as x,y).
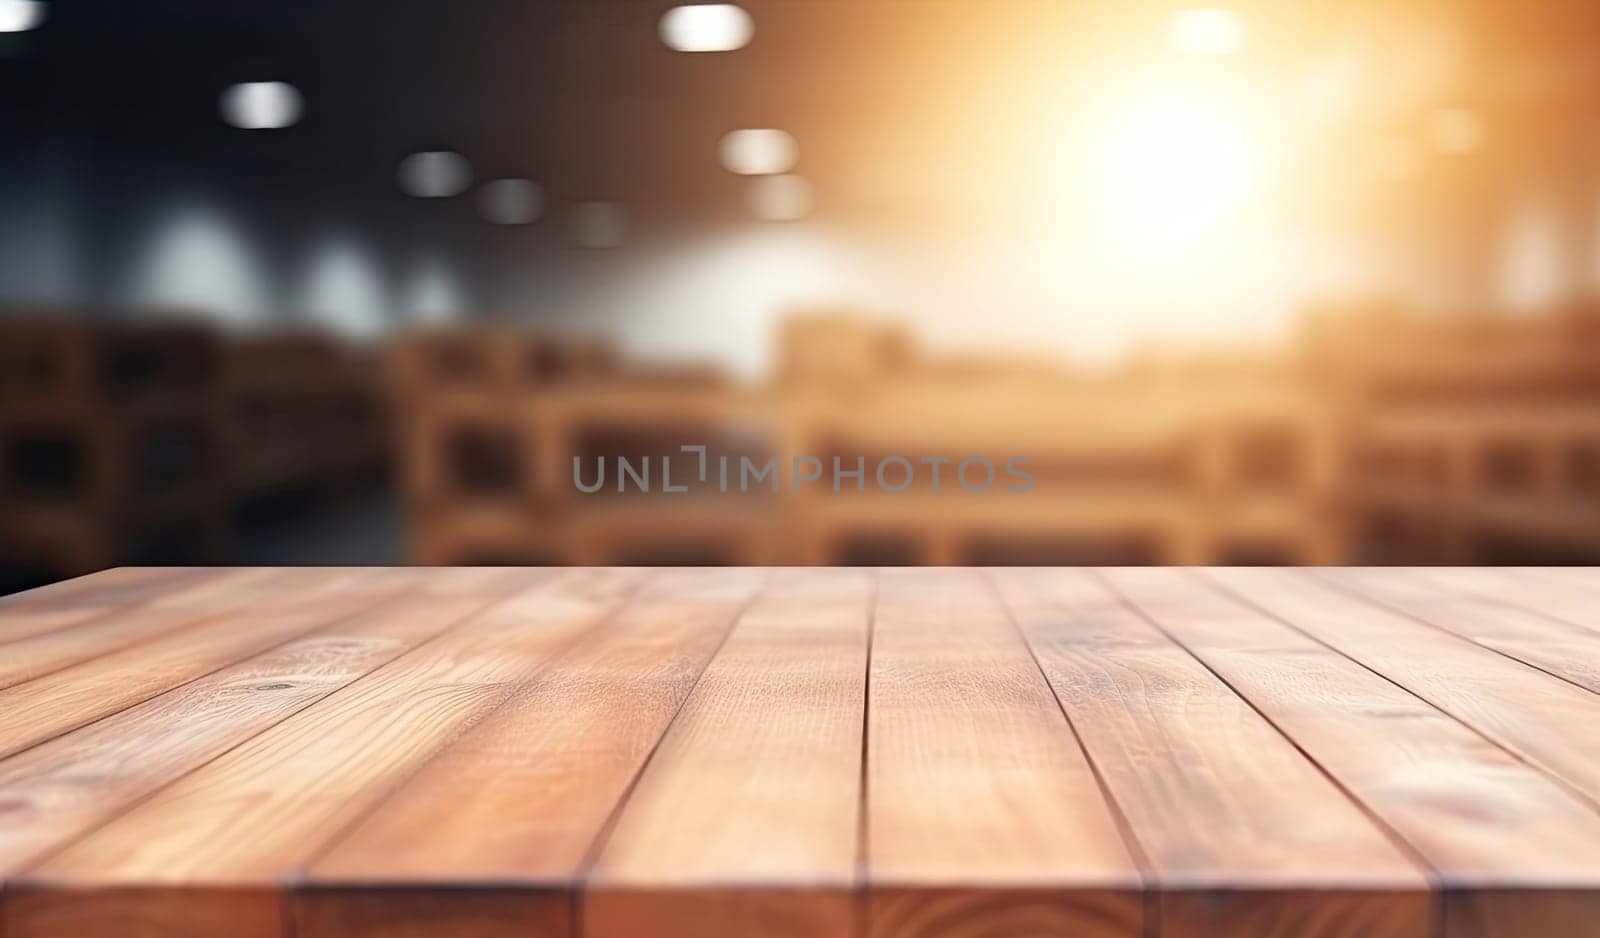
478,179 -> 545,225
219,82 -> 303,130
748,175 -> 814,221
398,151 -> 473,198
718,129 -> 798,175
0,0 -> 45,33
659,4 -> 752,53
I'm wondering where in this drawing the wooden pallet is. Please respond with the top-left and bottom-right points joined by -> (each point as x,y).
223,335 -> 388,499
0,322 -> 227,578
3,566 -> 1600,937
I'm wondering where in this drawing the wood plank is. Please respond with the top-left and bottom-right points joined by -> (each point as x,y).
1507,567 -> 1600,599
1110,568 -> 1600,938
584,568 -> 870,938
1415,567 -> 1600,638
0,599 -> 272,691
3,569 -> 639,938
0,591 -> 497,876
866,568 -> 1143,938
299,567 -> 766,938
1206,568 -> 1600,811
991,568 -> 1429,938
0,606 -> 121,649
0,568 -> 407,762
1328,567 -> 1600,694
0,568 -> 206,610
0,569 -> 252,646
143,567 -> 411,611
0,568 -> 436,689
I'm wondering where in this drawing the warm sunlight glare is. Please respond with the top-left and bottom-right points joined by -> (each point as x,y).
1088,88 -> 1261,251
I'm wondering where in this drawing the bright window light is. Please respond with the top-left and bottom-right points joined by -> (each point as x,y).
398,151 -> 473,198
1168,8 -> 1247,56
1087,88 -> 1261,250
0,0 -> 45,33
659,4 -> 752,52
718,129 -> 797,175
219,82 -> 303,130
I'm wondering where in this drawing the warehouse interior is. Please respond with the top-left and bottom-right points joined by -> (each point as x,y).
5,0 -> 1600,590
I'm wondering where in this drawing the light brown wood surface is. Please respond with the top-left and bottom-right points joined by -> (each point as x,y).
996,568 -> 1428,938
584,569 -> 868,938
0,566 -> 1597,938
867,568 -> 1143,938
1119,568 -> 1600,938
1325,567 -> 1600,694
301,567 -> 760,938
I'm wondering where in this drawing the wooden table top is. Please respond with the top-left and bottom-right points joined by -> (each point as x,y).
1,566 -> 1599,938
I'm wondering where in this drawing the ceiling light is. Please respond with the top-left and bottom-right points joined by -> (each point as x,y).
718,129 -> 798,175
219,82 -> 303,130
659,4 -> 752,52
0,0 -> 45,33
398,151 -> 473,198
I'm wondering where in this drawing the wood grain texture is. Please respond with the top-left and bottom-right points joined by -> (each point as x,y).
584,568 -> 870,938
0,592 -> 497,877
866,568 -> 1143,938
1,567 -> 1599,938
1116,568 -> 1600,938
0,567 -> 212,612
993,568 -> 1429,938
1209,568 -> 1600,808
1414,566 -> 1600,640
1327,567 -> 1600,694
0,569 -> 406,762
300,567 -> 765,938
0,571 -> 323,689
6,569 -> 632,938
0,569 -> 247,646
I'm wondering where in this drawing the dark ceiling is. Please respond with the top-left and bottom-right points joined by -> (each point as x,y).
6,0 -> 1600,319
12,0 -> 1600,222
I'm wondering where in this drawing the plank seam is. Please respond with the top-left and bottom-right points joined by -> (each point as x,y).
1312,569 -> 1600,699
567,569 -> 774,938
3,584 -> 507,883
0,566 -> 193,612
979,567 -> 1158,938
0,579 -> 417,767
0,570 -> 345,692
1199,568 -> 1600,821
0,570 -> 250,683
853,568 -> 879,938
1095,569 -> 1445,910
284,570 -> 649,895
1419,571 -> 1600,642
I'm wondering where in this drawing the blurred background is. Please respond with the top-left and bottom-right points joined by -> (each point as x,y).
4,0 -> 1600,592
